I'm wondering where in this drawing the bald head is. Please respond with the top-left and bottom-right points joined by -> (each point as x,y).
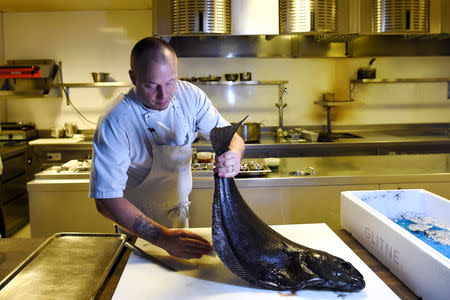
130,37 -> 177,75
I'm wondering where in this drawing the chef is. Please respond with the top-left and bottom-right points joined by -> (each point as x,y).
90,37 -> 245,259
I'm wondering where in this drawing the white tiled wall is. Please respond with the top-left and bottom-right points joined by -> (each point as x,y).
1,10 -> 450,129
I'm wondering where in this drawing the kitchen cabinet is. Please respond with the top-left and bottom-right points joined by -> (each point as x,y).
189,183 -> 379,229
0,146 -> 33,237
27,180 -> 115,237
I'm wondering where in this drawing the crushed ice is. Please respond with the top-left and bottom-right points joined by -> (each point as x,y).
394,213 -> 450,246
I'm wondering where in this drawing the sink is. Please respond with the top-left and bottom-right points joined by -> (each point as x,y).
318,132 -> 362,142
289,171 -> 312,176
289,167 -> 316,176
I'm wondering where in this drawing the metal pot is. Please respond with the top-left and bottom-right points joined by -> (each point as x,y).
233,122 -> 261,142
239,72 -> 252,81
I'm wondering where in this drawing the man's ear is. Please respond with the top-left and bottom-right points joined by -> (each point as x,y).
129,70 -> 136,85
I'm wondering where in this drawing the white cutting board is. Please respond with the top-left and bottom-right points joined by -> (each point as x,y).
112,224 -> 400,300
28,138 -> 84,145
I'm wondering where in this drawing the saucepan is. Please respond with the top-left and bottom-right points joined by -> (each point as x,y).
232,122 -> 261,143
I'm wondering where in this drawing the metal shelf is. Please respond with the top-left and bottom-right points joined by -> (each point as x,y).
54,80 -> 289,88
314,100 -> 354,107
53,82 -> 132,88
350,78 -> 450,101
351,78 -> 450,84
194,80 -> 288,86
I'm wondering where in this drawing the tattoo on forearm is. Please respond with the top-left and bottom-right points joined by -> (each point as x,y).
132,214 -> 162,243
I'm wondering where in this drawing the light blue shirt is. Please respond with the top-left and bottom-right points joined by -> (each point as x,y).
89,81 -> 229,199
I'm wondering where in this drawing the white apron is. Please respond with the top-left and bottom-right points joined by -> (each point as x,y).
124,95 -> 193,228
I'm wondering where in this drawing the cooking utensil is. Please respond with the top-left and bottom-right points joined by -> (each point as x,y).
51,127 -> 64,138
197,152 -> 213,163
232,122 -> 261,142
239,72 -> 252,81
264,157 -> 280,169
198,75 -> 221,82
124,241 -> 176,271
64,122 -> 77,138
357,58 -> 376,80
91,72 -> 110,82
224,73 -> 238,81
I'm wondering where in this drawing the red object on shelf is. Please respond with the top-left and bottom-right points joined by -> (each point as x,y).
0,66 -> 41,78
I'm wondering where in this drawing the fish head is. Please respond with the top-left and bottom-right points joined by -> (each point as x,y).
304,250 -> 365,292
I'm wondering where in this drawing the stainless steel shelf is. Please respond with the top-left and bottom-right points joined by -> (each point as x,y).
0,90 -> 60,98
194,80 -> 288,85
351,78 -> 450,84
314,100 -> 354,107
54,80 -> 289,88
350,78 -> 450,101
53,82 -> 132,88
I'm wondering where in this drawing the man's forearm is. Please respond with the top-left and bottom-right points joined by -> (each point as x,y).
95,197 -> 164,243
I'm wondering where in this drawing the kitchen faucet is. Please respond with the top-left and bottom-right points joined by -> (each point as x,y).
275,85 -> 288,136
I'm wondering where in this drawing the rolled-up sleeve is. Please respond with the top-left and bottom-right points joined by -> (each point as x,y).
193,87 -> 230,136
89,117 -> 130,199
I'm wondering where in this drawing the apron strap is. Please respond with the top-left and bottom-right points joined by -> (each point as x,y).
168,201 -> 191,221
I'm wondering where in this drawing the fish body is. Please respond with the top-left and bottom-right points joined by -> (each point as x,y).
210,120 -> 365,292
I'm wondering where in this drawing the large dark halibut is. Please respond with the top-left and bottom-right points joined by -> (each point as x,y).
210,119 -> 365,292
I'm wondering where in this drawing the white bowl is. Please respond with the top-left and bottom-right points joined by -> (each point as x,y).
264,157 -> 280,167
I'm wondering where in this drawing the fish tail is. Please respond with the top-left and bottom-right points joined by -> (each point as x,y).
210,115 -> 248,155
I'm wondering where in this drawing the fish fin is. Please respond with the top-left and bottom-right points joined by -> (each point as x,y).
210,115 -> 248,155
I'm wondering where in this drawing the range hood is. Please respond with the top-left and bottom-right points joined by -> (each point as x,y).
153,0 -> 449,36
152,0 -> 450,58
0,59 -> 60,96
153,0 -> 279,36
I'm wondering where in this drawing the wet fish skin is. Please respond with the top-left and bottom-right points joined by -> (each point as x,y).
210,120 -> 365,292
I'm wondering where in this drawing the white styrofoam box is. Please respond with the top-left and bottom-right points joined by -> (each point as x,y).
340,189 -> 450,300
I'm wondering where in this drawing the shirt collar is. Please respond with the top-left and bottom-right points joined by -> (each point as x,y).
131,87 -> 180,115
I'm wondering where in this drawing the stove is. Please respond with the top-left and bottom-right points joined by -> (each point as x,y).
0,122 -> 37,140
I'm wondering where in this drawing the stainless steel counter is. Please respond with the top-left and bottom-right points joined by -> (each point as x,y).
193,128 -> 450,157
192,154 -> 450,188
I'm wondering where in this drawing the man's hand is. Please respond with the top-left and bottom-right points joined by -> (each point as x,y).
214,132 -> 245,178
97,198 -> 213,259
157,228 -> 213,259
214,149 -> 241,177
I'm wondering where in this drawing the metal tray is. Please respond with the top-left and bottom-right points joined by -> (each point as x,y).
0,232 -> 127,300
235,166 -> 272,178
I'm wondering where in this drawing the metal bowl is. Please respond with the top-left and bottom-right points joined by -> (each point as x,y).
240,72 -> 252,81
224,73 -> 238,81
91,72 -> 110,82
